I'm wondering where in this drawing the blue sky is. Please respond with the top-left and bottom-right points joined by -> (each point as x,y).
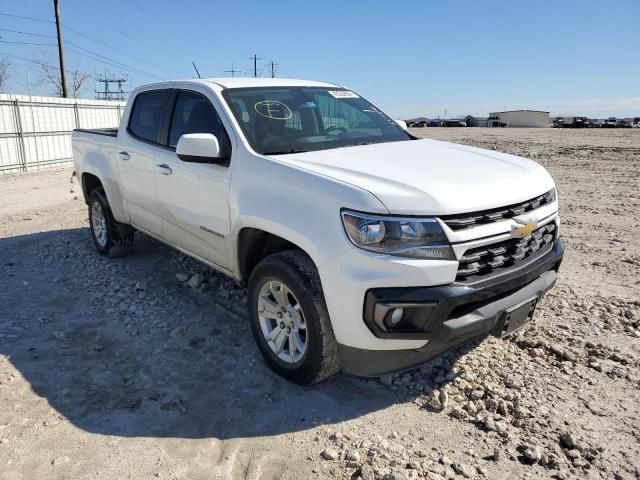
1,0 -> 638,118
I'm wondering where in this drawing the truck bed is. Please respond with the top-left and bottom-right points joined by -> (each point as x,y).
74,128 -> 118,137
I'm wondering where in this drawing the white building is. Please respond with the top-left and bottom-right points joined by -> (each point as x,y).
488,110 -> 550,128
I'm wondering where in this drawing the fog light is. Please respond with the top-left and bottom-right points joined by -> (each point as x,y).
389,307 -> 404,325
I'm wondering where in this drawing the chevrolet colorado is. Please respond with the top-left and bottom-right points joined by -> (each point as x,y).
72,78 -> 564,384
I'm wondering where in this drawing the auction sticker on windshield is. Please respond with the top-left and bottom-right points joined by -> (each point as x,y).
328,90 -> 360,99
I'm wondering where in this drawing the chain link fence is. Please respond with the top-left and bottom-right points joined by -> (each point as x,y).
0,94 -> 125,174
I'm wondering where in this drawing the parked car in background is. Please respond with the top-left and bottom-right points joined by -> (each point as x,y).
552,117 -> 590,128
441,119 -> 467,127
73,77 -> 563,384
602,117 -> 619,128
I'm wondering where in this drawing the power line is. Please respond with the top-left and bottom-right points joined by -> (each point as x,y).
62,25 -> 188,77
0,11 -> 188,78
64,41 -> 165,79
0,39 -> 57,47
65,46 -> 164,80
0,35 -> 165,80
0,12 -> 54,24
0,50 -> 80,76
0,27 -> 56,38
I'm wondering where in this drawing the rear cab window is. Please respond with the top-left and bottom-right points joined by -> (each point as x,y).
128,89 -> 169,144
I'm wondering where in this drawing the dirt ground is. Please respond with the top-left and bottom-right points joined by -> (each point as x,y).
0,128 -> 639,480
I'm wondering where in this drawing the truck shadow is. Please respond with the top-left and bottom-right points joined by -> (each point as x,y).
0,227 -> 480,440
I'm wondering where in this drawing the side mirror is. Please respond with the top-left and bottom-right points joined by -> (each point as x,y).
176,133 -> 225,164
395,119 -> 408,131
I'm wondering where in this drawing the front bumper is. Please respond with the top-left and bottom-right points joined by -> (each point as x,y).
339,239 -> 564,376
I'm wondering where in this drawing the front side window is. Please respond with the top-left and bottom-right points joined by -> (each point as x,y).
128,89 -> 168,143
222,87 -> 411,155
168,91 -> 231,157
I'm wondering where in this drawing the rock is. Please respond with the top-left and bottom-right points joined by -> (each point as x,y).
485,398 -> 498,412
491,448 -> 501,462
429,390 -> 442,410
186,274 -> 203,288
321,448 -> 339,460
465,401 -> 478,416
450,406 -> 467,419
522,444 -> 543,463
469,389 -> 484,401
559,432 -> 577,449
452,463 -> 471,478
588,360 -> 603,372
175,273 -> 189,282
170,325 -> 187,336
380,374 -> 394,386
505,375 -> 523,389
345,450 -> 360,462
439,455 -> 452,466
438,390 -> 449,409
359,464 -> 375,480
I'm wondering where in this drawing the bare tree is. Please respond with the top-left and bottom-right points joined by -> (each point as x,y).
0,58 -> 9,93
33,56 -> 90,98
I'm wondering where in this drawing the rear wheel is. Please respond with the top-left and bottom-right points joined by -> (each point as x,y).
88,187 -> 134,257
248,250 -> 341,384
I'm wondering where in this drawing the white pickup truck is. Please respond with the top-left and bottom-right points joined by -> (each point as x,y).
73,78 -> 564,384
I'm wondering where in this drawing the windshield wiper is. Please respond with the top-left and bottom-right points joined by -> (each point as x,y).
262,149 -> 310,155
342,141 -> 376,148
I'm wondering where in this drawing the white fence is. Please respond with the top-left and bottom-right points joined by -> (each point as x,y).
0,94 -> 125,174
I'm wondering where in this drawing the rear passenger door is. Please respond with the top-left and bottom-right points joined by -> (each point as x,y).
117,88 -> 170,236
154,88 -> 234,269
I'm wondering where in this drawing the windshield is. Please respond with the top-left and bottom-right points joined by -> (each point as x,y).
221,87 -> 412,155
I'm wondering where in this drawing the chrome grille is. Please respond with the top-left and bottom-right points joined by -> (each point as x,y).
456,223 -> 556,281
441,190 -> 555,231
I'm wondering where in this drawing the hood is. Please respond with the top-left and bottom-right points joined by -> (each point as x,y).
270,139 -> 555,215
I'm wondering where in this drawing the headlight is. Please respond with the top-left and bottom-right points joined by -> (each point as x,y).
341,210 -> 455,259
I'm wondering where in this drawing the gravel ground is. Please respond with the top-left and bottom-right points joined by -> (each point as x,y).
0,127 -> 639,480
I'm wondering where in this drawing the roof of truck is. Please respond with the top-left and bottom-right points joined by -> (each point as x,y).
202,77 -> 341,89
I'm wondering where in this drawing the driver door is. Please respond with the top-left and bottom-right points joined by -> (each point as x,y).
154,88 -> 233,269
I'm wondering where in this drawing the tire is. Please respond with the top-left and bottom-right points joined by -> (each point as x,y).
248,250 -> 341,385
88,187 -> 134,257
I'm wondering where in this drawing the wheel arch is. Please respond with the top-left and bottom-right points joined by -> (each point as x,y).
236,227 -> 316,286
81,172 -> 103,204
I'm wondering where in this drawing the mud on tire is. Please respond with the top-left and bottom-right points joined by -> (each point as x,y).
88,187 -> 134,257
248,250 -> 341,385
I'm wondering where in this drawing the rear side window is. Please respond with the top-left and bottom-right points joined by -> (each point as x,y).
168,91 -> 231,157
128,90 -> 168,143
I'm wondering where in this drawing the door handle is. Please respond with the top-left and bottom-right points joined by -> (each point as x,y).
156,163 -> 173,175
119,151 -> 130,161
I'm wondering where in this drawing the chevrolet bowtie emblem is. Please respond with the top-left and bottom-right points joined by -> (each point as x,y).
512,221 -> 537,238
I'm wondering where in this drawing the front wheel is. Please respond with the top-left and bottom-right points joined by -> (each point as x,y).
247,250 -> 341,385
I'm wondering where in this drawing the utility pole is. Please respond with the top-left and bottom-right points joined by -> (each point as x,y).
53,0 -> 68,98
267,60 -> 278,78
224,63 -> 241,77
249,54 -> 262,77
